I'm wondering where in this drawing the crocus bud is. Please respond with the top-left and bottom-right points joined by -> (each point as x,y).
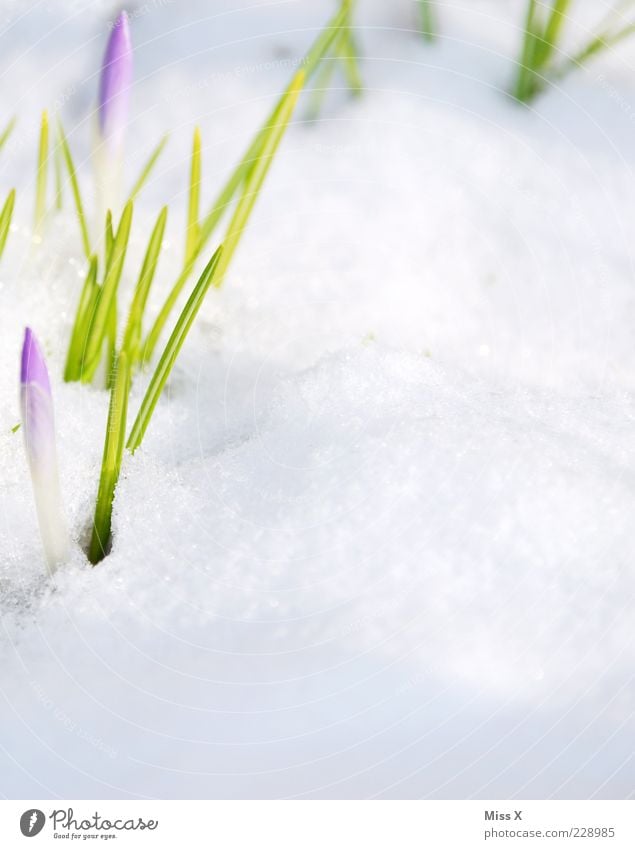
98,11 -> 133,157
20,328 -> 70,573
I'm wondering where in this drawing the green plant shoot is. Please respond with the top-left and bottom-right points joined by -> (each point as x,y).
0,189 -> 15,260
121,206 -> 168,366
80,201 -> 133,382
419,0 -> 437,42
185,127 -> 201,264
0,117 -> 16,155
58,120 -> 92,258
129,133 -> 169,201
127,247 -> 223,453
88,351 -> 131,564
141,0 -> 355,362
34,110 -> 49,232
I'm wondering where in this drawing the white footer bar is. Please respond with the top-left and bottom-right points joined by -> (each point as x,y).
0,800 -> 633,847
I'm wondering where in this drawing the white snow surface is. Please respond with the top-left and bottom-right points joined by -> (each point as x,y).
1,0 -> 635,798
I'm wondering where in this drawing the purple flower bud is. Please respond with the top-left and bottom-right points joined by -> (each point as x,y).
98,11 -> 133,155
20,328 -> 69,572
21,327 -> 51,396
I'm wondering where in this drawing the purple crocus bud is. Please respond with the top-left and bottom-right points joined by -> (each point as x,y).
98,10 -> 133,156
20,328 -> 69,573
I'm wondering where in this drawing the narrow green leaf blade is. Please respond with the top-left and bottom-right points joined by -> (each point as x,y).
127,246 -> 223,453
185,127 -> 202,264
306,56 -> 339,121
105,209 -> 114,269
540,0 -> 572,64
418,0 -> 437,42
121,205 -> 168,365
34,111 -> 49,231
88,351 -> 131,564
131,75 -> 303,449
196,0 -> 350,251
58,120 -> 91,259
0,189 -> 16,260
105,296 -> 118,390
81,200 -> 133,380
54,137 -> 63,210
569,20 -> 635,70
514,0 -> 542,101
0,117 -> 16,154
129,133 -> 169,201
338,26 -> 363,94
141,3 -> 350,361
303,0 -> 353,80
217,71 -> 305,293
64,255 -> 99,382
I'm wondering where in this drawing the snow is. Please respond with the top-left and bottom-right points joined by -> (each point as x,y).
1,0 -> 634,798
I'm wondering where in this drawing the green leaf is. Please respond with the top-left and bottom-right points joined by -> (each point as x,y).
34,110 -> 49,231
513,0 -> 578,101
141,1 -> 352,362
54,137 -> 63,210
569,19 -> 635,71
64,255 -> 99,382
129,133 -> 169,201
514,0 -> 536,101
0,116 -> 16,154
121,206 -> 168,366
130,73 -> 305,450
0,188 -> 15,260
185,127 -> 202,264
81,200 -> 133,382
338,25 -> 363,94
306,56 -> 339,121
105,297 -> 118,390
212,69 -> 305,291
58,120 -> 91,259
307,11 -> 363,121
303,0 -> 353,80
88,351 -> 131,565
514,0 -> 635,101
418,0 -> 437,42
105,209 -> 114,269
538,0 -> 572,67
127,246 -> 223,453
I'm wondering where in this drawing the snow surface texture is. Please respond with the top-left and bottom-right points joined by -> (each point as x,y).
1,0 -> 635,798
